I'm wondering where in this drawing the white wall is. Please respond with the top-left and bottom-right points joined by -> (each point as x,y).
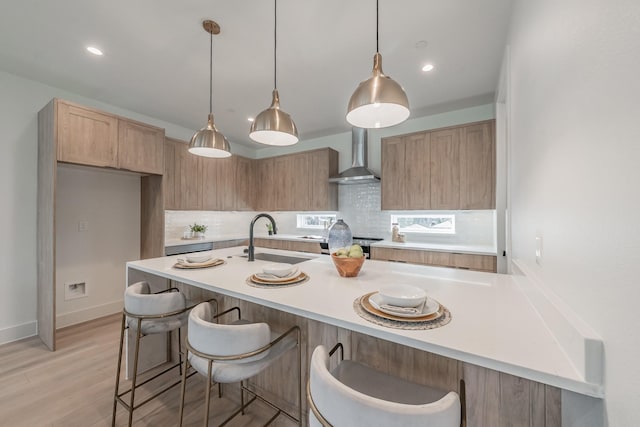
55,164 -> 140,328
0,69 -> 234,344
506,0 -> 640,425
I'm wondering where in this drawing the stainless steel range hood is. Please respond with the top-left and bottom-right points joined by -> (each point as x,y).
329,127 -> 380,185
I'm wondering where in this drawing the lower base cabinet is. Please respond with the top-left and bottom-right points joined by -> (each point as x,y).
254,238 -> 322,254
167,283 -> 560,427
370,247 -> 497,273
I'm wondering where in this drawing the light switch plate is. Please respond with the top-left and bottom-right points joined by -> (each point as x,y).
535,232 -> 543,265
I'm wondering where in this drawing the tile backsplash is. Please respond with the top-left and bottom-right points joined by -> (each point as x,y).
166,182 -> 495,247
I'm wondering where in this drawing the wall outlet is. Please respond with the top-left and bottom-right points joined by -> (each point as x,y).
64,282 -> 87,300
78,220 -> 89,232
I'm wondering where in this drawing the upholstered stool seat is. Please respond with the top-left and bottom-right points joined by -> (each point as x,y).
308,344 -> 462,427
179,302 -> 301,426
112,281 -> 213,427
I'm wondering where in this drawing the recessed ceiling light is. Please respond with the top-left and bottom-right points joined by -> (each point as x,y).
422,64 -> 435,72
86,46 -> 103,56
247,117 -> 254,122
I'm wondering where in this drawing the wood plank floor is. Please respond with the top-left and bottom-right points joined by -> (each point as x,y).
0,314 -> 297,426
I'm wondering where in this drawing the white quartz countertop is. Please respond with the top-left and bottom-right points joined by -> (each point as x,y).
164,233 -> 497,256
128,246 -> 602,398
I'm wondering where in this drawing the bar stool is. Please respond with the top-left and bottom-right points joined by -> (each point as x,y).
307,344 -> 462,427
112,281 -> 216,427
178,301 -> 302,426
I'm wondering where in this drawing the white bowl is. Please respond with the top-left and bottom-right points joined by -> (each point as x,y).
186,253 -> 212,263
262,263 -> 295,277
378,284 -> 427,307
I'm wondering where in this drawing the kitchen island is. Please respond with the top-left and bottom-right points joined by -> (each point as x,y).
127,246 -> 603,425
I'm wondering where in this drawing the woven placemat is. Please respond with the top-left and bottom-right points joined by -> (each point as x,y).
353,295 -> 452,330
246,275 -> 310,289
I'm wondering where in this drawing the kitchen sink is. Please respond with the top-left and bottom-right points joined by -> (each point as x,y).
238,252 -> 313,264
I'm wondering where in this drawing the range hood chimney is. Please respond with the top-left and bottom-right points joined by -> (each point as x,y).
329,127 -> 380,185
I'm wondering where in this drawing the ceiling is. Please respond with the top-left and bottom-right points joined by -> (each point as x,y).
0,0 -> 512,149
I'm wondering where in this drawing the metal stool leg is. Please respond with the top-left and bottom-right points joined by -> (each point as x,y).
178,348 -> 190,427
127,319 -> 143,426
111,313 -> 127,426
204,360 -> 213,427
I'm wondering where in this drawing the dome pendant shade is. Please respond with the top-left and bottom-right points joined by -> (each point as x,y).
189,113 -> 231,158
346,52 -> 410,129
249,89 -> 299,146
189,19 -> 231,158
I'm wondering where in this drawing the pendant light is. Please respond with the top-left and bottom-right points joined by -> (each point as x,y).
346,0 -> 410,129
249,0 -> 298,146
189,20 -> 231,158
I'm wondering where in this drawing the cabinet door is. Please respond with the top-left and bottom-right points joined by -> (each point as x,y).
118,120 -> 165,174
165,138 -> 201,210
381,136 -> 406,209
370,247 -> 424,264
235,156 -> 255,211
404,133 -> 431,210
255,158 -> 276,211
57,101 -> 118,167
430,128 -> 460,209
164,139 -> 178,210
460,122 -> 495,209
201,156 -> 235,210
290,153 -> 310,211
309,149 -> 339,211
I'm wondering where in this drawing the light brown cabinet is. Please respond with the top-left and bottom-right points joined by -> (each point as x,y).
202,156 -> 236,211
430,127 -> 461,209
254,238 -> 322,254
308,148 -> 339,211
38,98 -> 165,351
381,120 -> 495,210
117,119 -> 164,174
57,101 -> 118,168
253,148 -> 338,212
459,122 -> 495,209
370,246 -> 497,272
381,133 -> 430,209
234,156 -> 255,211
255,157 -> 276,211
164,146 -> 337,212
56,99 -> 165,175
164,138 -> 202,210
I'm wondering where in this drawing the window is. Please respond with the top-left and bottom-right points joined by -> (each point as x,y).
296,214 -> 337,229
390,214 -> 456,234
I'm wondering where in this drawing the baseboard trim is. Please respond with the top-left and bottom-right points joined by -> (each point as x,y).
0,321 -> 38,346
56,300 -> 123,329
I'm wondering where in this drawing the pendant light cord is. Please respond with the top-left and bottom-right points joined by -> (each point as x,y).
209,29 -> 213,115
274,0 -> 278,90
376,0 -> 379,53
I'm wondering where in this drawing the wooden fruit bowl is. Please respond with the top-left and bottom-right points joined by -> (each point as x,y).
331,253 -> 365,277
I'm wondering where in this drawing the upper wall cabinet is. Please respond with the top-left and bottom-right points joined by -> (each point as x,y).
254,148 -> 339,212
381,120 -> 495,210
57,101 -> 118,168
164,137 -> 202,210
55,99 -> 165,175
118,119 -> 164,174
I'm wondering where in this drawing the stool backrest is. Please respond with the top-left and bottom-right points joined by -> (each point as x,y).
309,345 -> 461,427
188,302 -> 271,362
124,282 -> 186,316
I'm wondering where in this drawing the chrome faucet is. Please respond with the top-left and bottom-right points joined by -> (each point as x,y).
248,213 -> 277,261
